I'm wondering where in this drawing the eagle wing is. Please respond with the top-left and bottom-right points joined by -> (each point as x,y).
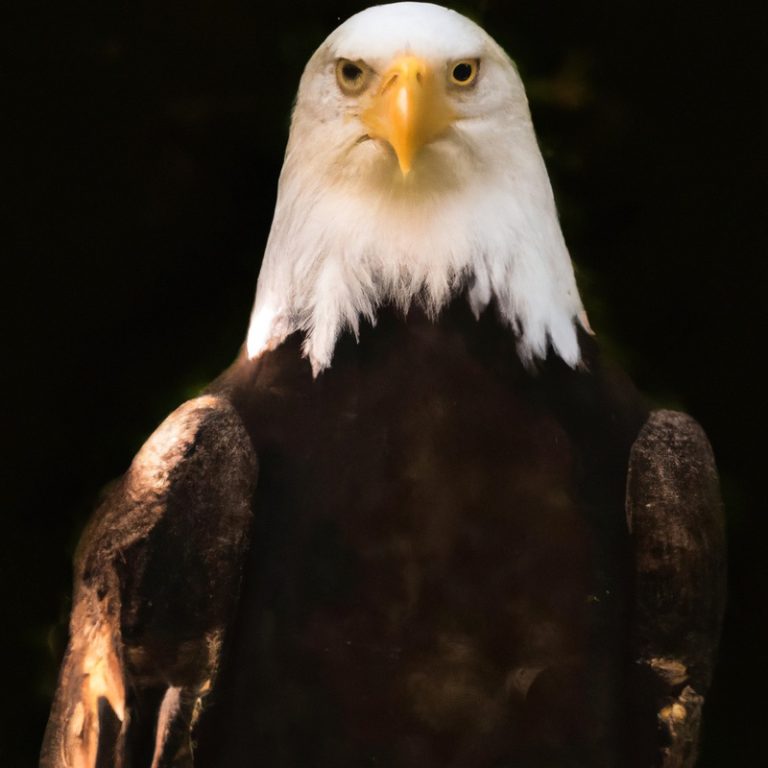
40,398 -> 727,768
40,396 -> 257,768
625,409 -> 726,768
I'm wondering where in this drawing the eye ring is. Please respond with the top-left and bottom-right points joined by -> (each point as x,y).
449,59 -> 479,86
335,58 -> 372,95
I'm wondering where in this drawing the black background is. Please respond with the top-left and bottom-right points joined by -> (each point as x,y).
4,1 -> 766,764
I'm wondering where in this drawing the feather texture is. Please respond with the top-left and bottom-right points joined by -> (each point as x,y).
246,3 -> 585,375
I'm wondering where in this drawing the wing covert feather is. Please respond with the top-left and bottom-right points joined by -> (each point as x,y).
625,409 -> 726,768
40,395 -> 257,768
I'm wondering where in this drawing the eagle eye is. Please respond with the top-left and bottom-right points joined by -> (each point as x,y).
336,58 -> 371,95
450,59 -> 479,86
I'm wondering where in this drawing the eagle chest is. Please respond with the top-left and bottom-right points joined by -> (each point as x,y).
209,307 -> 644,764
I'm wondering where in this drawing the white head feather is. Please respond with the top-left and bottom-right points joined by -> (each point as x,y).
246,2 -> 586,375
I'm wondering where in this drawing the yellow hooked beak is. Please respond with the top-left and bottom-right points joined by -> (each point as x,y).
362,56 -> 454,176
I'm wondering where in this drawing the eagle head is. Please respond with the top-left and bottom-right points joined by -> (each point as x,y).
247,2 -> 587,375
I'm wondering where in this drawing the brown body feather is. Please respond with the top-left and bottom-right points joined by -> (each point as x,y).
199,301 -> 649,766
42,300 -> 725,768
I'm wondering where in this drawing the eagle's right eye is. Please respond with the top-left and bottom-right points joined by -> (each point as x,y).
336,58 -> 371,95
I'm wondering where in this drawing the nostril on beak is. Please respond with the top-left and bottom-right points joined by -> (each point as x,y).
381,72 -> 399,94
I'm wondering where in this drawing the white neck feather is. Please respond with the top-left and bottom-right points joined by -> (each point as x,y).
247,138 -> 585,376
246,10 -> 586,376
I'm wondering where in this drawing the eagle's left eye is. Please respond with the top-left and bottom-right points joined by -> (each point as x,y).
450,59 -> 479,86
336,58 -> 371,95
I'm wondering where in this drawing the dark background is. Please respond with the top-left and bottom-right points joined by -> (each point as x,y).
4,1 -> 766,764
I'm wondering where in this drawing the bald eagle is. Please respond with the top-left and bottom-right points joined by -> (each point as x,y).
41,4 -> 725,768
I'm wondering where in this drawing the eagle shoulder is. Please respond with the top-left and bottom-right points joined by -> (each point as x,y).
40,396 -> 257,768
625,409 -> 726,768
